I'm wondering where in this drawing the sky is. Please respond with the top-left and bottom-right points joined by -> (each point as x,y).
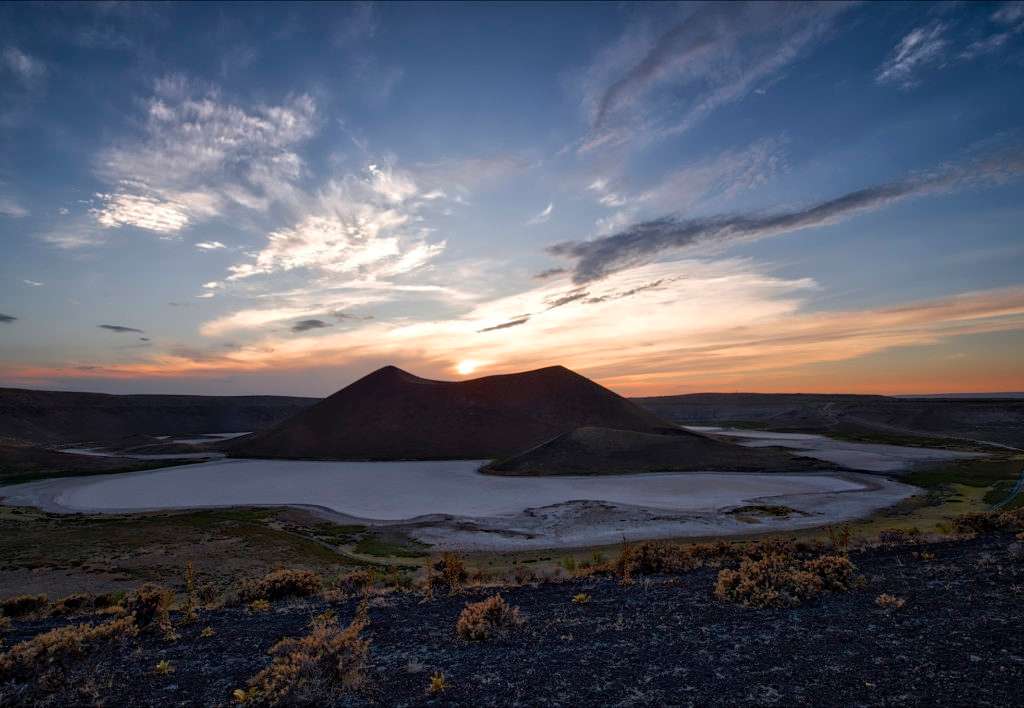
1,1 -> 1023,397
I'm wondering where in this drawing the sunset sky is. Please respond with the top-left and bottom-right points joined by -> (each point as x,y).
1,1 -> 1023,397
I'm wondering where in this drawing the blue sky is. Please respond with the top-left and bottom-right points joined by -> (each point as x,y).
1,1 -> 1023,396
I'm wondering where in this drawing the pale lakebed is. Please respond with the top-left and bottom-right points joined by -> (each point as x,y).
1,457 -> 919,550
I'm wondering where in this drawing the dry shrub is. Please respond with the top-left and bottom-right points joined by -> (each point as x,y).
243,611 -> 369,706
0,617 -> 136,682
127,584 -> 173,632
954,509 -> 1024,535
93,591 -> 124,610
510,565 -> 537,586
50,593 -> 93,617
876,593 -> 906,609
714,553 -> 856,609
428,671 -> 447,694
0,616 -> 10,632
1,594 -> 48,618
424,554 -> 467,596
803,554 -> 857,592
325,570 -> 371,601
455,594 -> 523,641
240,569 -> 323,604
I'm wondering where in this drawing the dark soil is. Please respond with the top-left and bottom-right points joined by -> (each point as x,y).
3,534 -> 1022,706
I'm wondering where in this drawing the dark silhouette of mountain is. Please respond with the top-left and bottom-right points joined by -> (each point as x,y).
228,365 -> 676,460
484,426 -> 824,475
0,388 -> 317,445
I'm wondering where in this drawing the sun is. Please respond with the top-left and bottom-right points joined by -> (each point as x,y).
455,359 -> 480,376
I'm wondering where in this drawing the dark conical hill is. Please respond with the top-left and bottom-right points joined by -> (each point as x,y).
227,365 -> 676,460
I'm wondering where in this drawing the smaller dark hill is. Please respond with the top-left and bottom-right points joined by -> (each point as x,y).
229,365 -> 675,460
0,440 -> 197,485
484,426 -> 824,475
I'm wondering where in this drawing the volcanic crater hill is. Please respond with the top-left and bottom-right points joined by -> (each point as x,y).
0,388 -> 318,446
227,365 -> 680,461
484,426 -> 826,476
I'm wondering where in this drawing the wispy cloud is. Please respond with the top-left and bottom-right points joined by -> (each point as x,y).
526,202 -> 554,225
226,162 -> 445,282
877,21 -> 949,88
195,241 -> 227,250
548,146 -> 1024,284
478,317 -> 529,333
290,319 -> 332,333
92,191 -> 191,234
22,280 -> 43,287
579,2 -> 851,152
95,75 -> 317,235
0,196 -> 28,218
3,46 -> 46,86
98,324 -> 144,333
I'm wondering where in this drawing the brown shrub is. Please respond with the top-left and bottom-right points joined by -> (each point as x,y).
240,569 -> 323,604
0,617 -> 137,682
326,570 -> 372,601
425,554 -> 467,596
455,594 -> 523,641
714,553 -> 857,609
50,593 -> 93,617
803,554 -> 856,592
243,612 -> 369,706
127,584 -> 173,631
1,594 -> 48,618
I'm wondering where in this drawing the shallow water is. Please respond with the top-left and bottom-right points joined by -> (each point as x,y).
685,426 -> 980,472
5,458 -> 863,521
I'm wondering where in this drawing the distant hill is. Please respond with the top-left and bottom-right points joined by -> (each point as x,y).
0,388 -> 317,445
632,393 -> 1024,448
485,426 -> 824,475
228,365 -> 676,460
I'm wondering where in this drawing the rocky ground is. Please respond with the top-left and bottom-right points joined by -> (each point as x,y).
2,533 -> 1022,706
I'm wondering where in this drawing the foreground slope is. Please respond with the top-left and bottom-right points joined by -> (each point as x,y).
485,426 -> 824,475
0,388 -> 317,445
229,365 -> 675,460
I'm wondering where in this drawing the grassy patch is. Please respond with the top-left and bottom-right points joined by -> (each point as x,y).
353,533 -> 430,559
0,458 -> 205,487
905,457 -> 1022,491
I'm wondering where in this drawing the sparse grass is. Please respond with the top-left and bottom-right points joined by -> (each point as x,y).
154,659 -> 175,675
201,626 -> 216,638
353,533 -> 430,559
572,593 -> 591,604
242,609 -> 369,706
249,599 -> 271,613
876,593 -> 906,610
428,672 -> 447,694
455,594 -> 523,641
1,594 -> 48,618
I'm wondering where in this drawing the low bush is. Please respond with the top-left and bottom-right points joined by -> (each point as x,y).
50,593 -> 93,617
455,594 -> 523,641
428,672 -> 447,694
714,553 -> 857,609
127,584 -> 173,631
242,611 -> 369,706
0,617 -> 137,682
953,508 -> 1024,535
239,569 -> 323,604
1,594 -> 48,618
424,554 -> 467,596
